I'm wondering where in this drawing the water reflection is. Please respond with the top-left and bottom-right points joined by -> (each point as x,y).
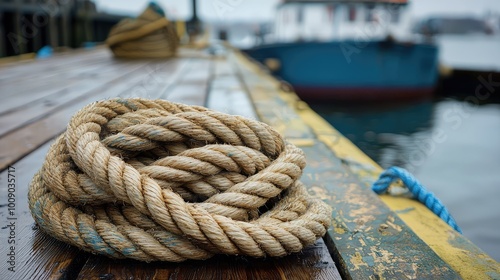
310,99 -> 500,261
309,100 -> 435,171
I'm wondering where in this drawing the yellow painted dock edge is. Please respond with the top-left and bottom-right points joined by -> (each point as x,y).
232,49 -> 500,279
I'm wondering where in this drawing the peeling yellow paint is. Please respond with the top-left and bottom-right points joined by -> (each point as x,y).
369,247 -> 394,264
231,49 -> 500,279
410,263 -> 419,280
386,220 -> 402,232
350,252 -> 368,270
309,186 -> 331,201
334,225 -> 346,235
265,91 -> 500,279
287,139 -> 315,147
359,237 -> 366,247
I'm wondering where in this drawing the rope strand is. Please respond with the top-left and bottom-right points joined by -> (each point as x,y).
372,166 -> 462,233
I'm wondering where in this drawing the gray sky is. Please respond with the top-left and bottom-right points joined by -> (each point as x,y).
96,0 -> 500,21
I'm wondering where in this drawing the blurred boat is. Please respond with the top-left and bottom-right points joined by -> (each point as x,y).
244,0 -> 439,102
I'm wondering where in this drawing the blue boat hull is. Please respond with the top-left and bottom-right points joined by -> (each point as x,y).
244,40 -> 439,102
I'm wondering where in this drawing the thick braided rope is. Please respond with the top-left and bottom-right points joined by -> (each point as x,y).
372,166 -> 462,233
28,98 -> 332,262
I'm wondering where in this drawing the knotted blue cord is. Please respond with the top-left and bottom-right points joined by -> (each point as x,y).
372,166 -> 462,233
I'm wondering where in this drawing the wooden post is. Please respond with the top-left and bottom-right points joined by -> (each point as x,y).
85,11 -> 93,43
187,0 -> 201,41
14,0 -> 25,54
0,11 -> 5,57
49,15 -> 58,48
32,14 -> 41,53
61,5 -> 70,48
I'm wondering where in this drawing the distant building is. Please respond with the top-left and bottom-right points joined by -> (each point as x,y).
413,16 -> 493,36
0,0 -> 126,58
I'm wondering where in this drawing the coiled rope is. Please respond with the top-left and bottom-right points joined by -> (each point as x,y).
28,98 -> 332,262
106,3 -> 179,59
372,166 -> 462,233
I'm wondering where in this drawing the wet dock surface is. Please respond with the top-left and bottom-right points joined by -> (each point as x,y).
0,46 -> 498,279
0,47 -> 342,279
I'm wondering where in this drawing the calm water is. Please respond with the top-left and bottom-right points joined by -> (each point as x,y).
310,98 -> 500,261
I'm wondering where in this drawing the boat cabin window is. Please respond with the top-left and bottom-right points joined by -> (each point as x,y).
389,5 -> 401,23
365,4 -> 376,23
273,2 -> 411,43
348,4 -> 357,22
297,6 -> 304,24
327,4 -> 336,22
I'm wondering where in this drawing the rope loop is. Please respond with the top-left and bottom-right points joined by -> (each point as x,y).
372,166 -> 462,233
28,98 -> 332,262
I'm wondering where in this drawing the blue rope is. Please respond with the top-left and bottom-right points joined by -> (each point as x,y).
372,166 -> 462,233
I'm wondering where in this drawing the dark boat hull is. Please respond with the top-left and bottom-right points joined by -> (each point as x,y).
244,40 -> 439,102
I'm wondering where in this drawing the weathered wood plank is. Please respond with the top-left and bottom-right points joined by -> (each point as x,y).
164,83 -> 208,106
76,238 -> 341,280
213,58 -> 234,77
0,61 -> 115,103
0,61 -> 147,135
120,59 -> 192,100
283,74 -> 500,279
162,58 -> 211,105
2,78 -> 90,114
73,52 -> 342,280
0,47 -> 372,279
207,74 -> 257,119
230,50 -> 464,279
0,40 -> 497,280
227,53 -> 314,141
345,157 -> 500,280
0,69 -> 147,170
300,140 -> 460,279
0,49 -> 202,280
0,48 -> 110,84
0,57 -> 191,171
0,141 -> 88,279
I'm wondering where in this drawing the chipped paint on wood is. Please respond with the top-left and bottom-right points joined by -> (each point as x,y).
1,47 -> 343,280
232,51 -> 461,279
231,49 -> 500,279
300,141 -> 460,279
287,139 -> 316,147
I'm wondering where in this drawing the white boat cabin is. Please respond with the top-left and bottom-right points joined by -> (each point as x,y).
273,0 -> 414,42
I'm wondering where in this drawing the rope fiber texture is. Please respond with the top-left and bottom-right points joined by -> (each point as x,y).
28,98 -> 332,262
372,166 -> 462,233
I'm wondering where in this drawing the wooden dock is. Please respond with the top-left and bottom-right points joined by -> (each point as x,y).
0,46 -> 499,279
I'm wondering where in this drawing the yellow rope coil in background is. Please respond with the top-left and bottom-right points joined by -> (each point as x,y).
106,6 -> 179,59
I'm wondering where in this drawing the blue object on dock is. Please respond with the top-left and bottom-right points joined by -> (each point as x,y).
372,166 -> 462,233
148,1 -> 166,16
82,42 -> 97,49
36,45 -> 53,59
